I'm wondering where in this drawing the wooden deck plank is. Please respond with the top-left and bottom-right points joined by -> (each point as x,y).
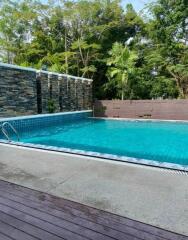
0,231 -> 17,240
0,180 -> 184,240
0,181 -> 182,240
0,180 -> 185,239
0,211 -> 65,240
0,180 -> 187,240
0,181 -> 186,240
0,220 -> 38,240
0,190 -> 154,240
0,198 -> 114,240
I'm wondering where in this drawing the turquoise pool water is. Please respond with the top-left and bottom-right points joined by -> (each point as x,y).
20,119 -> 188,167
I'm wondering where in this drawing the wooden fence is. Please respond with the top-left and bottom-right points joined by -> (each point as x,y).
94,100 -> 188,120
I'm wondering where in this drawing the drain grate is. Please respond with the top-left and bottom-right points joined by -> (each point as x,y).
158,168 -> 188,176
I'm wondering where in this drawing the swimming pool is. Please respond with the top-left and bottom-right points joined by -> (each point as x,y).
0,111 -> 188,171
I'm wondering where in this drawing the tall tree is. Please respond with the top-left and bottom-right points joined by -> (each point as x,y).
147,0 -> 188,98
106,42 -> 138,100
0,0 -> 187,100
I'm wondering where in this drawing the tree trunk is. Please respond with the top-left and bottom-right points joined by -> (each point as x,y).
121,89 -> 124,100
64,30 -> 68,74
167,68 -> 185,98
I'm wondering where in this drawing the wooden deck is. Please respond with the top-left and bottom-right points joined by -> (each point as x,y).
0,180 -> 187,240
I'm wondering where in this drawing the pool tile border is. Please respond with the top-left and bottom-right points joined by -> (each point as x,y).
91,117 -> 188,123
0,140 -> 187,172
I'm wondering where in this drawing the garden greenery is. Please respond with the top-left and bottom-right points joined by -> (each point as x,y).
0,0 -> 187,99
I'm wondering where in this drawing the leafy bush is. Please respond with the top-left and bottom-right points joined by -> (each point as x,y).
48,99 -> 56,113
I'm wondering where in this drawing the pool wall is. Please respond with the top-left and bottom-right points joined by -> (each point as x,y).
0,110 -> 92,138
0,63 -> 93,117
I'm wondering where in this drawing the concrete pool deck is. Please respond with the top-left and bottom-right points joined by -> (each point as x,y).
0,143 -> 188,236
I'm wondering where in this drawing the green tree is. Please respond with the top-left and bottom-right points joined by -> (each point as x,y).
0,0 -> 187,100
0,0 -> 37,64
146,0 -> 188,98
106,42 -> 138,100
71,39 -> 101,77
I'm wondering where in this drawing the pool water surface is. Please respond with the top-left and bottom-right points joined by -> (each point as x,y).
19,118 -> 188,168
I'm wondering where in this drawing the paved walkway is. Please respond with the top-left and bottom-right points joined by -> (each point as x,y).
0,143 -> 188,236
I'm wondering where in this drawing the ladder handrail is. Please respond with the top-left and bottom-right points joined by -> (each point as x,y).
2,127 -> 10,141
1,122 -> 20,142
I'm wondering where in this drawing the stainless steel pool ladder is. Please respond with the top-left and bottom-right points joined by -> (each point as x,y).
1,122 -> 20,142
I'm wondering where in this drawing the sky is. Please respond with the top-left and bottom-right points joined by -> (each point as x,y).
121,0 -> 151,12
40,0 -> 151,13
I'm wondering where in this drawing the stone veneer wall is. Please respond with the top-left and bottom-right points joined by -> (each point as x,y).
0,63 -> 93,117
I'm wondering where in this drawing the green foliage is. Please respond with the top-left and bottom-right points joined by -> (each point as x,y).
0,0 -> 187,99
144,0 -> 188,98
48,99 -> 56,113
106,42 -> 138,99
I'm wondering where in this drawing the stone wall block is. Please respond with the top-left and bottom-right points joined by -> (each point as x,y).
0,63 -> 93,117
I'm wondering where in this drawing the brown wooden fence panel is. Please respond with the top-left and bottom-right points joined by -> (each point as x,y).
94,100 -> 188,120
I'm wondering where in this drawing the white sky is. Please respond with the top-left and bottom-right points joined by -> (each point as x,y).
121,0 -> 151,12
40,0 -> 152,12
